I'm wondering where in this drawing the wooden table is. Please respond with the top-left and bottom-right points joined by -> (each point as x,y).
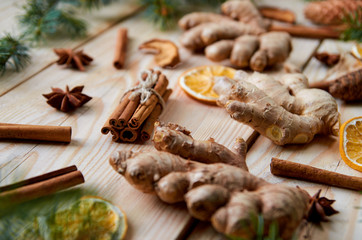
0,0 -> 361,239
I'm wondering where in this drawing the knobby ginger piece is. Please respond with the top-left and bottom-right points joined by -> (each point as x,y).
109,150 -> 309,240
214,71 -> 340,145
180,21 -> 265,51
178,12 -> 231,30
139,39 -> 180,68
152,122 -> 248,170
250,31 -> 292,72
221,0 -> 270,30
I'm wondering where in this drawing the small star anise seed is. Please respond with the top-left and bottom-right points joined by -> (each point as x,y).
43,85 -> 92,112
306,189 -> 339,224
54,48 -> 93,71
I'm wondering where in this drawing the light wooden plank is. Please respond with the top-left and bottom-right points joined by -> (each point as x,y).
0,15 -> 256,239
0,0 -> 141,96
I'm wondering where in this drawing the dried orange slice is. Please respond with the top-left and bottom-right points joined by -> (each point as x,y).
178,65 -> 236,104
39,196 -> 128,240
339,116 -> 362,172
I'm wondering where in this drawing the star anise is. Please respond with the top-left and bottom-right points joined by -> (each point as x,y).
54,48 -> 93,71
43,85 -> 92,112
306,189 -> 339,224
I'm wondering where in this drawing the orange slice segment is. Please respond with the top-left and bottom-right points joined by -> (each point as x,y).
178,65 -> 236,104
339,116 -> 362,172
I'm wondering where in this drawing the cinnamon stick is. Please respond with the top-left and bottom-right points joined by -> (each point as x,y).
269,24 -> 341,39
101,126 -> 120,142
0,167 -> 84,207
120,127 -> 138,142
118,95 -> 141,127
270,158 -> 362,191
0,123 -> 71,143
113,28 -> 128,69
259,6 -> 296,24
0,165 -> 77,192
129,73 -> 169,129
140,89 -> 172,142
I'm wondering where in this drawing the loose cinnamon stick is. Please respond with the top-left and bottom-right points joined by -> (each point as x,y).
113,28 -> 128,69
120,127 -> 138,142
129,73 -> 169,129
269,24 -> 341,39
0,123 -> 71,143
140,89 -> 172,142
0,165 -> 77,192
270,158 -> 362,191
309,81 -> 330,91
259,6 -> 296,24
0,168 -> 84,207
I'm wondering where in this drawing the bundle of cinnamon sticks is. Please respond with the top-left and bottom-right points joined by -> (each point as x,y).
101,69 -> 172,142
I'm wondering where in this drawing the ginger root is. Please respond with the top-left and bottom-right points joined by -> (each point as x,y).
109,123 -> 325,239
139,39 -> 180,68
205,32 -> 292,71
214,71 -> 340,145
152,122 -> 248,170
179,0 -> 267,52
221,0 -> 270,30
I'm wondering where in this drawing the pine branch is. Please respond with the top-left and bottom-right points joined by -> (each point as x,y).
139,0 -> 226,30
341,7 -> 362,42
0,34 -> 30,74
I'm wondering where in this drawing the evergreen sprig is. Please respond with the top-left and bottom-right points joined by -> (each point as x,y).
341,7 -> 362,42
18,0 -> 90,42
0,34 -> 30,74
139,0 -> 226,30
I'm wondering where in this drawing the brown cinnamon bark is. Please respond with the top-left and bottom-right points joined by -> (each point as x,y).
269,24 -> 341,39
0,123 -> 71,143
270,158 -> 362,191
113,28 -> 128,69
140,89 -> 172,142
118,95 -> 141,127
101,126 -> 120,142
0,165 -> 77,192
129,73 -> 169,129
103,92 -> 132,130
0,169 -> 84,207
259,6 -> 296,24
120,127 -> 138,142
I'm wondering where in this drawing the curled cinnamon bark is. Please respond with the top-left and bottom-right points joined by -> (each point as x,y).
113,28 -> 128,69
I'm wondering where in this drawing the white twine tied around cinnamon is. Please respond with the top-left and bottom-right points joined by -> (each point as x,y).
122,70 -> 166,110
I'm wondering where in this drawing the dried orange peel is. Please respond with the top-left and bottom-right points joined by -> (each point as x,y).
339,116 -> 362,172
139,39 -> 180,68
178,65 -> 236,104
41,196 -> 128,240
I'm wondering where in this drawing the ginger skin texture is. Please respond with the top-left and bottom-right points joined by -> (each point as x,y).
152,122 -> 248,170
109,123 -> 311,239
205,32 -> 292,71
179,0 -> 267,52
214,71 -> 340,145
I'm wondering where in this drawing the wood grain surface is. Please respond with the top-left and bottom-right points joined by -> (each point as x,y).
1,0 -> 361,240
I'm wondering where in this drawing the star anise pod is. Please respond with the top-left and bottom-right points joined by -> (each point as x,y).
43,85 -> 92,112
54,48 -> 93,71
306,189 -> 339,224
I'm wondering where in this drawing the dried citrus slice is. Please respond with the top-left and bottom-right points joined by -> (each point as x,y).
179,65 -> 236,104
339,116 -> 362,172
351,44 -> 362,60
38,196 -> 127,240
